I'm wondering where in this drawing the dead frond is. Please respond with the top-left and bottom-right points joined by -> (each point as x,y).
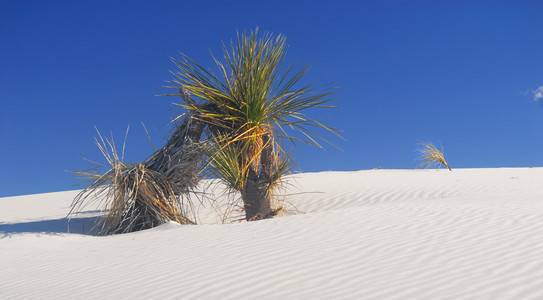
146,112 -> 207,195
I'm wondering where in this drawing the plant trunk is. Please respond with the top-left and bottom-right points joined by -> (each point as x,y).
242,168 -> 273,221
146,108 -> 211,195
241,134 -> 275,221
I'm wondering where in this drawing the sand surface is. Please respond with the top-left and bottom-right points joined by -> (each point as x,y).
2,168 -> 543,299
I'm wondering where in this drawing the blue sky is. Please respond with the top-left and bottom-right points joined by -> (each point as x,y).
1,1 -> 542,197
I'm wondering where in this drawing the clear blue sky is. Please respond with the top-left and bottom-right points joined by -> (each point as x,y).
1,1 -> 542,197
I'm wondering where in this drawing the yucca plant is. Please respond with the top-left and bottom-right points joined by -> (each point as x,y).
167,29 -> 339,221
416,141 -> 452,171
70,128 -> 196,235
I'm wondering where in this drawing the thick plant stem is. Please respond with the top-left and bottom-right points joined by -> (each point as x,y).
146,114 -> 206,194
241,134 -> 275,221
145,90 -> 214,195
242,168 -> 273,221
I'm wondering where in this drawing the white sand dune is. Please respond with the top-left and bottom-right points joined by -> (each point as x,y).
2,168 -> 543,299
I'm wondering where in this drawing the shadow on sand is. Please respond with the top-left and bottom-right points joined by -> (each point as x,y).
0,214 -> 101,237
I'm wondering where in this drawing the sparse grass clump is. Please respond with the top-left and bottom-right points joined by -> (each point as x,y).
70,129 -> 195,235
416,141 -> 451,171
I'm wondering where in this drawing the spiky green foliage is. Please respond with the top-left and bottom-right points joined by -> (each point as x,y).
416,141 -> 452,171
70,129 -> 195,235
168,28 -> 339,192
204,137 -> 293,191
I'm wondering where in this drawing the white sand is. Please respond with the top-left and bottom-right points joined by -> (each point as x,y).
2,168 -> 543,299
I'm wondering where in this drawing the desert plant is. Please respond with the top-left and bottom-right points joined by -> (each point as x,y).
72,29 -> 339,229
416,141 -> 451,171
167,29 -> 339,221
70,128 -> 196,235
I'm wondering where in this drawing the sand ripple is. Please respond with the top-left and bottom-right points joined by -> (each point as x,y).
2,168 -> 543,299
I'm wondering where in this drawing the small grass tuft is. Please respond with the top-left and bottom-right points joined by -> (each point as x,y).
416,141 -> 451,171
